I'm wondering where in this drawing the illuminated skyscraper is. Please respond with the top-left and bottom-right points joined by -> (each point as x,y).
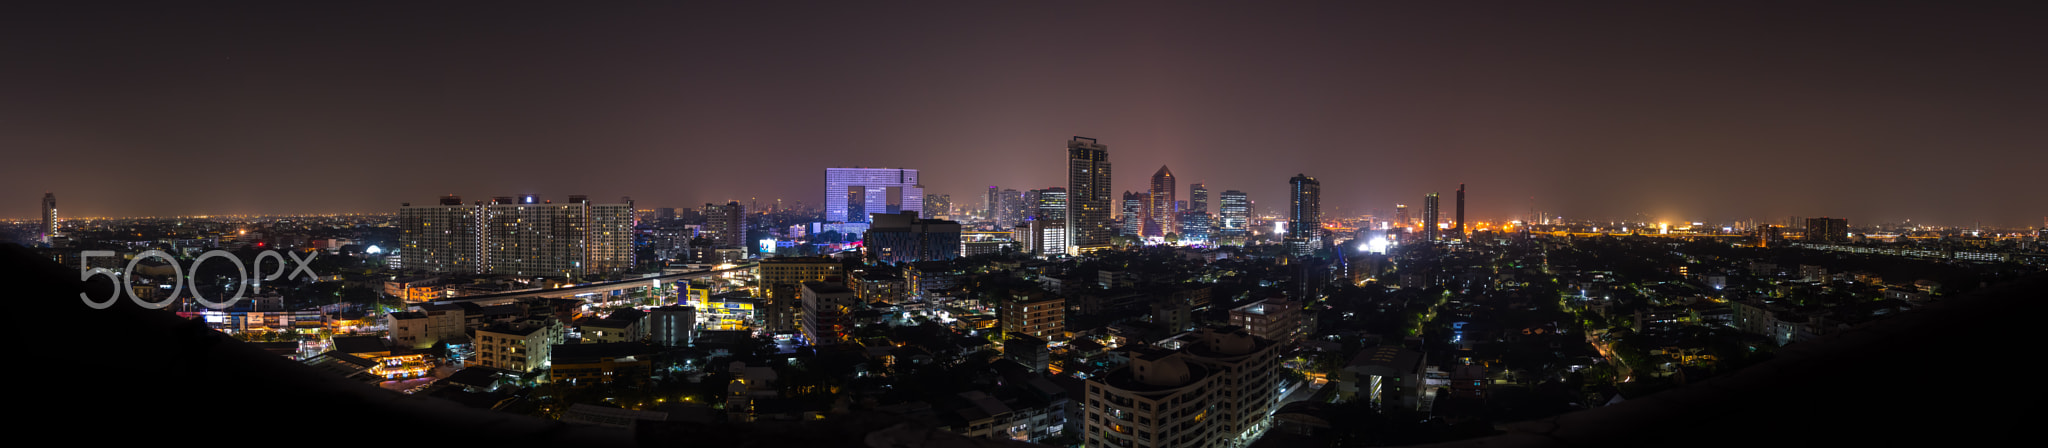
1189,183 -> 1208,215
40,192 -> 56,247
824,168 -> 922,223
1288,174 -> 1321,256
1219,190 -> 1249,237
1454,184 -> 1466,242
1148,166 -> 1176,238
1067,137 -> 1113,253
1395,204 -> 1409,229
1424,193 -> 1440,243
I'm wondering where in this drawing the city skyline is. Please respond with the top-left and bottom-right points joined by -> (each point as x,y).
4,3 -> 2046,226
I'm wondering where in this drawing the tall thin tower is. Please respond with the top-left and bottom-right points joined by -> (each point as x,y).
1067,137 -> 1113,254
1424,193 -> 1440,243
1454,184 -> 1466,242
40,192 -> 57,246
1288,174 -> 1321,256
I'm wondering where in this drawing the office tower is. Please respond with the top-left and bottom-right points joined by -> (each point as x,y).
1067,136 -> 1113,253
1287,174 -> 1321,255
1189,183 -> 1208,215
399,194 -> 634,278
655,207 -> 677,221
582,197 -> 636,275
1178,210 -> 1210,245
799,281 -> 859,346
1395,204 -> 1410,229
1036,187 -> 1067,221
1806,217 -> 1848,243
40,192 -> 56,246
759,257 -> 842,333
866,211 -> 962,264
1424,193 -> 1440,243
923,194 -> 951,220
1121,191 -> 1149,239
1455,184 -> 1466,241
1788,216 -> 1804,230
703,201 -> 746,249
824,168 -> 922,223
1219,190 -> 1249,238
1148,166 -> 1176,238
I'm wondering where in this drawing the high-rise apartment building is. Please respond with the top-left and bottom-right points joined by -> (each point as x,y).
825,168 -> 923,223
1287,174 -> 1321,256
40,192 -> 56,246
1395,204 -> 1409,229
703,201 -> 746,249
1424,193 -> 1441,243
1219,190 -> 1248,238
1067,137 -> 1113,254
1148,166 -> 1176,238
1806,217 -> 1849,243
398,195 -> 634,278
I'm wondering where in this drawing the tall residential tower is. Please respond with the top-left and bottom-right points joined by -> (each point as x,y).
1067,137 -> 1113,254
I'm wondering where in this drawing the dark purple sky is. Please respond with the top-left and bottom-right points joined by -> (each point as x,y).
5,2 -> 2044,227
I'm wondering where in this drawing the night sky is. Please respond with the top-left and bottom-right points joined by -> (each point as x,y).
5,2 -> 2044,226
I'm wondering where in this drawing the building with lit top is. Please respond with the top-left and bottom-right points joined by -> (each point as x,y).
825,168 -> 923,223
1148,166 -> 1177,238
